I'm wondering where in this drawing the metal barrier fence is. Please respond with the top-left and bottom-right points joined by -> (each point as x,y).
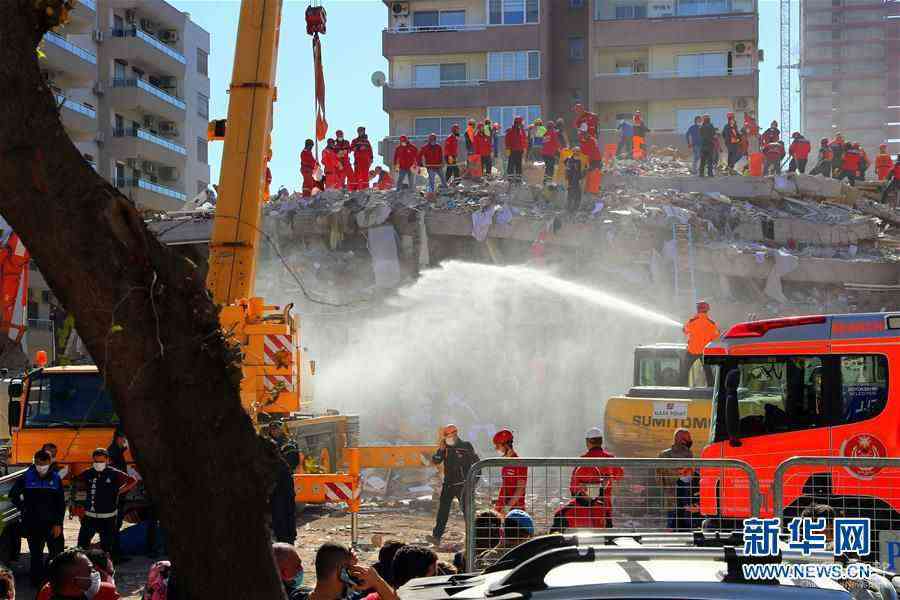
773,456 -> 900,570
463,457 -> 761,570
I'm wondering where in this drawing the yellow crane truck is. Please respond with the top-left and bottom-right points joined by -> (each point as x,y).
603,343 -> 715,456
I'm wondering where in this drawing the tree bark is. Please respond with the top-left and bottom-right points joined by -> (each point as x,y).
0,2 -> 284,597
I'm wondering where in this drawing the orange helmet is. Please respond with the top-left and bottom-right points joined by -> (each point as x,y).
443,424 -> 459,437
493,429 -> 514,446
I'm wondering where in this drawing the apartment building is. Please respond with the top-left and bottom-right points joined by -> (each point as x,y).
41,0 -> 210,213
380,0 -> 758,159
800,0 -> 900,155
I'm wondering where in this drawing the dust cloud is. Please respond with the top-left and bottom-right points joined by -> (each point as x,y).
261,258 -> 681,457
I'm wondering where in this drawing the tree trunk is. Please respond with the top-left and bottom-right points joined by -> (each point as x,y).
0,2 -> 284,598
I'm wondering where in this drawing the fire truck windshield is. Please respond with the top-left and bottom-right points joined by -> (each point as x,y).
24,372 -> 118,428
710,354 -> 888,441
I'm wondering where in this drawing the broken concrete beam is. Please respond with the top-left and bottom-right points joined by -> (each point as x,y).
732,215 -> 879,245
773,174 -> 862,205
601,175 -> 779,199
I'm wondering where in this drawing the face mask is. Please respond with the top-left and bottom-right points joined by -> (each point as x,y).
444,437 -> 456,446
35,464 -> 50,475
585,484 -> 602,498
496,448 -> 506,457
85,570 -> 101,598
401,142 -> 407,146
93,462 -> 107,472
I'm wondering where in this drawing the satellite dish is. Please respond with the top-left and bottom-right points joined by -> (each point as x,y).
371,71 -> 387,88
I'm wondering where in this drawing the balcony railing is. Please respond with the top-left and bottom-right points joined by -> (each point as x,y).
111,78 -> 186,111
113,127 -> 187,155
389,79 -> 486,89
44,32 -> 97,64
54,94 -> 97,119
594,66 -> 755,79
384,23 -> 489,33
111,28 -> 186,64
79,0 -> 96,11
594,8 -> 756,21
116,178 -> 186,202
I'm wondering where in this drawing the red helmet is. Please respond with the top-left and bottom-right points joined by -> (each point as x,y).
443,424 -> 458,437
696,301 -> 710,313
792,132 -> 801,138
336,130 -> 344,136
570,466 -> 605,497
399,135 -> 408,143
493,429 -> 514,446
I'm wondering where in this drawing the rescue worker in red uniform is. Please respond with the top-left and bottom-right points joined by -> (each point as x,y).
493,429 -> 526,514
876,144 -> 894,181
334,130 -> 352,189
856,143 -> 870,180
760,120 -> 780,146
742,112 -> 760,154
573,103 -> 599,135
809,137 -> 833,177
504,117 -> 529,180
444,124 -> 461,182
881,156 -> 900,205
351,127 -> 373,192
763,140 -> 786,175
393,135 -> 419,190
371,166 -> 394,191
321,139 -> 341,190
838,142 -> 862,186
300,139 -> 319,197
541,121 -> 561,183
474,125 -> 493,178
551,427 -> 623,532
418,133 -> 445,193
829,133 -> 846,177
787,132 -> 811,174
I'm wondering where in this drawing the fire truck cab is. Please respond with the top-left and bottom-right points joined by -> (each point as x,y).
700,313 -> 900,530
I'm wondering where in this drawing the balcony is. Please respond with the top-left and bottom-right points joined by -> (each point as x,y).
383,23 -> 542,57
591,13 -> 757,47
592,68 -> 758,103
54,93 -> 97,140
109,78 -> 185,121
107,27 -> 186,73
42,32 -> 97,81
115,178 -> 186,211
383,79 -> 544,111
68,0 -> 96,28
111,127 -> 187,164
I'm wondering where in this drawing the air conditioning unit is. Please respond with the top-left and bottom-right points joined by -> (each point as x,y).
92,82 -> 104,96
734,42 -> 754,56
735,97 -> 751,110
126,158 -> 140,169
125,10 -> 136,24
143,115 -> 156,129
159,121 -> 178,136
160,30 -> 179,43
391,2 -> 410,17
91,30 -> 104,43
140,19 -> 156,32
159,167 -> 179,181
142,161 -> 157,174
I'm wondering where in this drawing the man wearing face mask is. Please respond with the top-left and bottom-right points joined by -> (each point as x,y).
656,428 -> 694,531
492,429 -> 527,514
428,425 -> 479,546
72,449 -> 137,561
10,449 -> 65,587
46,548 -> 106,600
274,543 -> 308,600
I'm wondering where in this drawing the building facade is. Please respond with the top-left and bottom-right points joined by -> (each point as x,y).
800,0 -> 900,155
380,0 -> 759,159
41,0 -> 210,213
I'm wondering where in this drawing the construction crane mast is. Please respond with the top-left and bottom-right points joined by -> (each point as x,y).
780,0 -> 792,135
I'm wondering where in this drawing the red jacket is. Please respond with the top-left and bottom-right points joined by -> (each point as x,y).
842,149 -> 862,172
393,142 -> 419,170
574,111 -> 599,134
504,126 -> 528,152
551,497 -> 611,531
875,153 -> 893,180
542,129 -> 560,157
579,133 -> 602,162
418,142 -> 444,168
569,446 -> 624,492
474,130 -> 492,157
300,149 -> 318,175
322,147 -> 340,171
374,171 -> 394,190
789,138 -> 811,160
495,450 -> 527,511
334,139 -> 352,165
444,133 -> 460,164
764,142 -> 785,162
351,136 -> 373,164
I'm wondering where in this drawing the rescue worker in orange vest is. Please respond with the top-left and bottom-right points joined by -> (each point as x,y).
351,127 -> 374,192
837,142 -> 862,186
683,301 -> 720,386
444,123 -> 461,182
876,144 -> 894,181
829,133 -> 846,177
632,110 -> 648,160
788,132 -> 811,174
300,139 -> 319,197
370,166 -> 394,191
809,137 -> 833,177
334,130 -> 352,189
493,429 -> 526,514
881,156 -> 900,205
321,138 -> 341,189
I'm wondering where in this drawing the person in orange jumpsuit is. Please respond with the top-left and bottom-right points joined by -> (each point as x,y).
300,139 -> 319,197
876,144 -> 894,181
321,138 -> 341,190
351,127 -> 373,192
371,166 -> 394,191
493,429 -> 526,514
632,110 -> 649,160
333,130 -> 352,189
683,300 -> 720,385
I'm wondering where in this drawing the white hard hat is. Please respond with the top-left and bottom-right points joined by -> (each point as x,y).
585,427 -> 604,439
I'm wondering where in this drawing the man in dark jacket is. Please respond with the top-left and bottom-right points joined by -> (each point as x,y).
698,115 -> 717,178
73,448 -> 137,560
685,116 -> 702,174
10,449 -> 65,586
428,424 -> 479,545
270,443 -> 299,544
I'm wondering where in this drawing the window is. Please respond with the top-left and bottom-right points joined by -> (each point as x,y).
197,137 -> 208,163
570,0 -> 584,7
414,117 -> 465,137
198,92 -> 209,118
114,162 -> 126,187
488,0 -> 539,25
487,51 -> 540,81
638,355 -> 683,386
440,63 -> 467,84
197,180 -> 208,194
676,52 -> 727,77
488,105 -> 541,131
197,48 -> 208,76
24,372 -> 118,429
113,60 -> 127,81
412,10 -> 465,29
677,0 -> 731,16
841,355 -> 887,424
568,36 -> 585,62
113,14 -> 124,31
615,4 -> 647,19
413,64 -> 467,87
